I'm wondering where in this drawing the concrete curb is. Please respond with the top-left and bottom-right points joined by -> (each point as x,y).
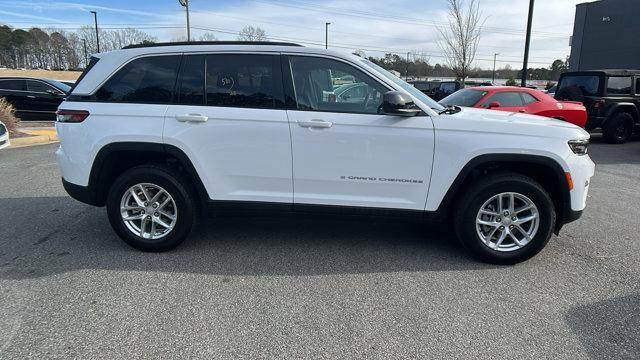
8,128 -> 59,148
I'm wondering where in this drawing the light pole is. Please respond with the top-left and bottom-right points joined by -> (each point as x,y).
83,39 -> 88,67
179,0 -> 191,41
492,53 -> 499,83
90,11 -> 99,53
521,0 -> 534,87
406,52 -> 411,81
325,22 -> 330,49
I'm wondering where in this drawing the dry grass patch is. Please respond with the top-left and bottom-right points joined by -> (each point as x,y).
0,97 -> 20,135
0,69 -> 81,81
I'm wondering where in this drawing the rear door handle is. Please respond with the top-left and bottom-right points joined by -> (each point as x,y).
176,114 -> 208,122
27,95 -> 36,99
297,119 -> 333,128
519,109 -> 526,113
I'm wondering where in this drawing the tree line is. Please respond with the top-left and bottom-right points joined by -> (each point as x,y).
0,25 -> 156,70
362,53 -> 568,81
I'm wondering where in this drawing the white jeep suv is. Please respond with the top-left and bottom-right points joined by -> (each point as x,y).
55,41 -> 595,263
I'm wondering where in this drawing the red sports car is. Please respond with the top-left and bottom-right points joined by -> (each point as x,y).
440,86 -> 587,127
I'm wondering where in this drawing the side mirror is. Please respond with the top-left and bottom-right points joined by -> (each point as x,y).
46,89 -> 62,96
381,91 -> 421,117
487,101 -> 501,109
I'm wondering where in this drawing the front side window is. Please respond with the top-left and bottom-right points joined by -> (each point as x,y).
95,55 -> 180,103
482,92 -> 524,107
636,77 -> 640,94
205,54 -> 281,109
289,56 -> 387,114
606,76 -> 632,95
0,79 -> 26,91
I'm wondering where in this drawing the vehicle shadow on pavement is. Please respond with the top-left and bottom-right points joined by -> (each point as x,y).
0,196 -> 494,280
565,294 -> 640,360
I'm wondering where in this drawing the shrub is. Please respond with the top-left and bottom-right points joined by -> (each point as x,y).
505,77 -> 517,86
0,97 -> 20,135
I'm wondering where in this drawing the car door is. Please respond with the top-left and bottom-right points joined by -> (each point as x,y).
25,80 -> 65,120
285,55 -> 434,210
164,53 -> 293,204
480,91 -> 525,112
0,79 -> 27,116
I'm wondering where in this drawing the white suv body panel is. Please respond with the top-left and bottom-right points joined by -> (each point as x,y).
287,109 -> 434,210
164,105 -> 293,203
56,44 -> 595,217
56,102 -> 167,186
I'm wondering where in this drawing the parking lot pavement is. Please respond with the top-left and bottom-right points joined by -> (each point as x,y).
0,138 -> 639,359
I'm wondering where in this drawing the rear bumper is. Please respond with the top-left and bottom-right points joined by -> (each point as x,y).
62,178 -> 101,206
585,115 -> 606,130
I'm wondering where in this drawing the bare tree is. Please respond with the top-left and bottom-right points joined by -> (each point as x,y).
237,26 -> 267,41
198,32 -> 218,41
438,0 -> 483,85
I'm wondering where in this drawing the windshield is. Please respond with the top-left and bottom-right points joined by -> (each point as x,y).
440,89 -> 487,107
46,79 -> 72,93
360,58 -> 444,111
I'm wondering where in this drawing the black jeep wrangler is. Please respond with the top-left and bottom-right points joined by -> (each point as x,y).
555,69 -> 640,143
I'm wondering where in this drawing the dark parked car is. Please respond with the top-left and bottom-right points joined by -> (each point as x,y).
410,80 -> 461,101
0,77 -> 70,121
555,69 -> 640,143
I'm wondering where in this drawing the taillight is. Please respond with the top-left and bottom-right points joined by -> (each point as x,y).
592,98 -> 605,109
56,109 -> 89,123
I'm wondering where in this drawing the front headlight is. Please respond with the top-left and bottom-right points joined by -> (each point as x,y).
568,139 -> 589,155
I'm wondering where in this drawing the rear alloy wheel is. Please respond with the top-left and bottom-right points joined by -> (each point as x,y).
603,112 -> 633,144
107,165 -> 196,252
120,183 -> 178,240
455,173 -> 555,264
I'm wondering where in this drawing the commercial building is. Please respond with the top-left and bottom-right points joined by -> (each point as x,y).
569,0 -> 640,70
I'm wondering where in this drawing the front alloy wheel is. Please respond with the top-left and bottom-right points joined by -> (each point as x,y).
454,173 -> 555,264
476,192 -> 539,252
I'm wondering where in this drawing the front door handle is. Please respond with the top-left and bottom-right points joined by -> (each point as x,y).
297,119 -> 333,128
176,114 -> 208,122
519,109 -> 526,113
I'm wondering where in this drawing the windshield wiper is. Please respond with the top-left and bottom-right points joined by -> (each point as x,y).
437,105 -> 460,115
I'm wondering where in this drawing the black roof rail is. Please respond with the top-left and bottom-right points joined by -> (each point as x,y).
122,41 -> 303,50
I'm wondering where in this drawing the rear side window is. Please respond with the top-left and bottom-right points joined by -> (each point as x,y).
521,92 -> 538,105
606,76 -> 632,95
27,80 -> 58,93
177,55 -> 205,105
95,55 -> 180,103
205,54 -> 282,109
482,91 -> 524,107
636,78 -> 640,94
0,79 -> 26,91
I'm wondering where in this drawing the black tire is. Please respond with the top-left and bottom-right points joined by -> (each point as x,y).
454,173 -> 556,265
106,164 -> 196,252
602,112 -> 633,144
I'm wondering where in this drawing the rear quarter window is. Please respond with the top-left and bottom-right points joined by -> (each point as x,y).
556,75 -> 600,99
95,55 -> 180,104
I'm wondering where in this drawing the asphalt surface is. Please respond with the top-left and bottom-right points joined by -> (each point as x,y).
0,138 -> 639,359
